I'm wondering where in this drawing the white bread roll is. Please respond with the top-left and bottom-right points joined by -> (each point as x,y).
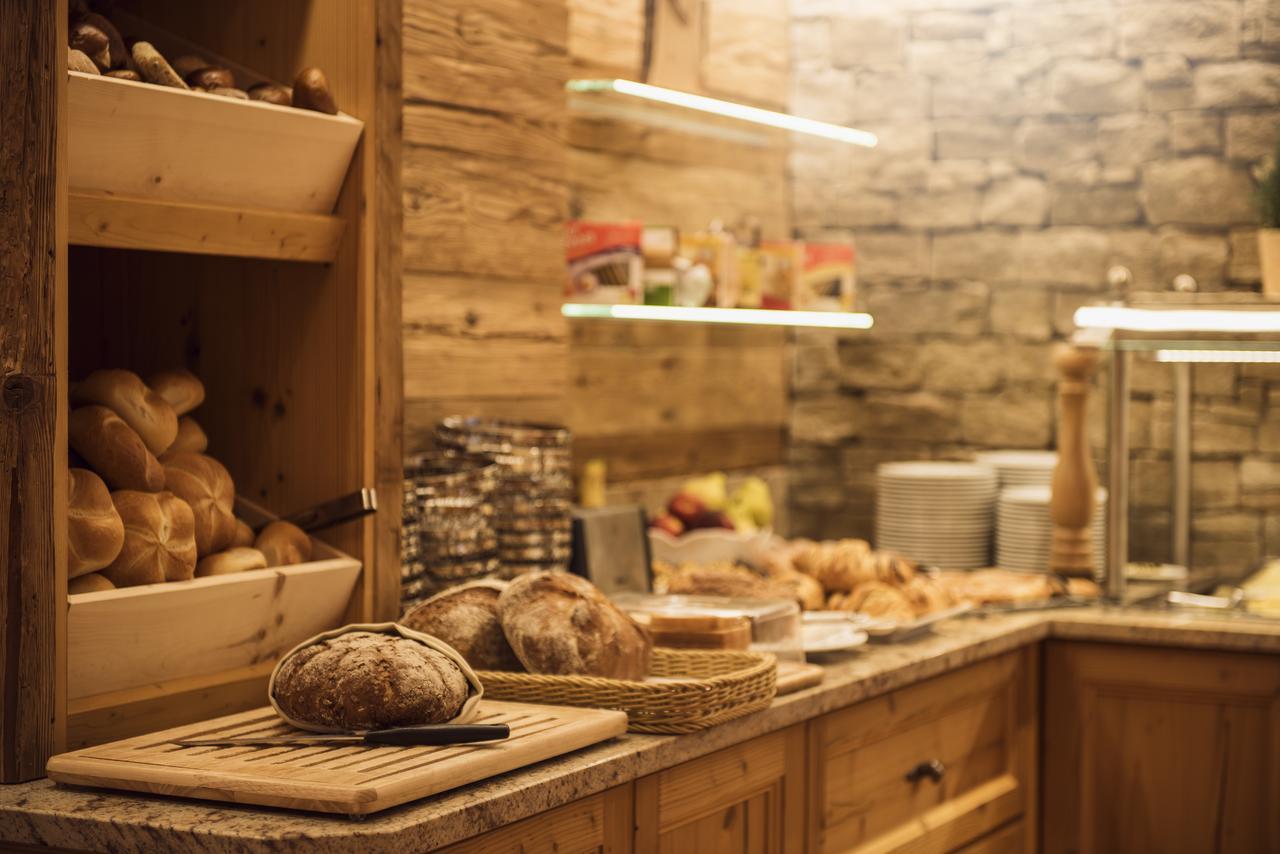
148,369 -> 205,416
68,573 -> 115,595
196,547 -> 267,577
68,468 -> 125,577
69,405 -> 165,492
254,520 -> 312,567
72,369 -> 178,455
162,452 -> 236,556
103,491 -> 198,587
166,417 -> 208,455
230,518 -> 255,548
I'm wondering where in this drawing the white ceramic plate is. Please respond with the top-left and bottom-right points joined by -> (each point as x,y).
802,621 -> 869,655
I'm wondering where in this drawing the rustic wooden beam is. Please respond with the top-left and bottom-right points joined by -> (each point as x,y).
0,1 -> 66,781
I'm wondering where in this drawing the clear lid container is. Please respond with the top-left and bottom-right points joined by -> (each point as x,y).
612,592 -> 803,662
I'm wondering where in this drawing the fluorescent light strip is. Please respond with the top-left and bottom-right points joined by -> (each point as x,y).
1075,306 -> 1280,333
562,304 -> 875,329
569,79 -> 878,148
1155,349 -> 1280,363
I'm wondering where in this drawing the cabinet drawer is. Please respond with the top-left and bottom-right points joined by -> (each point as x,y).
440,785 -> 631,854
809,650 -> 1036,854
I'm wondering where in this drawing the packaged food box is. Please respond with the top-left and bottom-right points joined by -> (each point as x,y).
680,230 -> 739,308
566,220 -> 643,304
797,241 -> 856,312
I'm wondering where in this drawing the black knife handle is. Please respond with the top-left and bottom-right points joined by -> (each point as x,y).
364,724 -> 510,746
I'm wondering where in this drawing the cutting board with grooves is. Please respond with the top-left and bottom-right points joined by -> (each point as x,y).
47,701 -> 628,816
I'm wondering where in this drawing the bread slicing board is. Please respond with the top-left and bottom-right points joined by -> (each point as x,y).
46,701 -> 627,816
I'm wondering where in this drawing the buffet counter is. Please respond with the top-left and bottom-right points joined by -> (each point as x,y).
2,606 -> 1277,853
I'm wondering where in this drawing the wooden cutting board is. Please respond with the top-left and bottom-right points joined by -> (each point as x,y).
47,701 -> 627,816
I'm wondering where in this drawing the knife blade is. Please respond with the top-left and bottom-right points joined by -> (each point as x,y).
172,723 -> 510,748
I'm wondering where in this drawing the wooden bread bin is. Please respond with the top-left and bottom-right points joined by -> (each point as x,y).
67,497 -> 360,705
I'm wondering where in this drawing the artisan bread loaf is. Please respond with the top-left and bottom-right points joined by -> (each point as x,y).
103,490 -> 198,586
255,520 -> 312,567
401,581 -> 522,671
167,417 -> 208,454
67,467 -> 124,577
148,369 -> 205,416
270,625 -> 482,732
68,573 -> 115,594
162,452 -> 236,556
72,369 -> 178,455
498,572 -> 651,680
196,547 -> 267,577
69,405 -> 165,491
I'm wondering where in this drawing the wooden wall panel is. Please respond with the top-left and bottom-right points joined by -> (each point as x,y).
0,0 -> 66,782
401,0 -> 570,454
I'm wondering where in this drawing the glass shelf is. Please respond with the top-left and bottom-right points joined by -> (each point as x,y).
1074,303 -> 1280,356
562,303 -> 875,330
566,79 -> 878,148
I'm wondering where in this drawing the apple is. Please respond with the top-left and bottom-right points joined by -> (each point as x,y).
688,510 -> 735,531
649,513 -> 685,537
668,492 -> 707,527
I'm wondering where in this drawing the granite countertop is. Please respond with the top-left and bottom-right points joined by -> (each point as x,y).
2,605 -> 1278,853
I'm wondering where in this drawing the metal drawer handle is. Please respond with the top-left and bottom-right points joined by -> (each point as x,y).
905,759 -> 945,784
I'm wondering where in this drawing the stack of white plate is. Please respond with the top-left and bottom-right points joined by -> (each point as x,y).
996,485 -> 1107,573
876,462 -> 997,568
974,450 -> 1057,488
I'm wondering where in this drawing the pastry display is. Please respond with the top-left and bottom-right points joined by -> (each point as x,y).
162,452 -> 236,557
401,580 -> 523,671
270,627 -> 480,732
69,405 -> 165,492
71,369 -> 178,456
498,572 -> 651,679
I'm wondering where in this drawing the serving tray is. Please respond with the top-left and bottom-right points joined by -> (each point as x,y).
47,701 -> 627,816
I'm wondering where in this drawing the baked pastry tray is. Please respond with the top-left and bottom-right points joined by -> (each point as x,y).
46,701 -> 627,816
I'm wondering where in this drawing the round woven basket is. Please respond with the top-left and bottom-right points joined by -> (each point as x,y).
475,648 -> 777,734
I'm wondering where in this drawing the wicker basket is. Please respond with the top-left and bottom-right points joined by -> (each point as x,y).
475,648 -> 778,734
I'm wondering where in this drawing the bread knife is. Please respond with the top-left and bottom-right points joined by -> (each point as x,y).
172,723 -> 509,748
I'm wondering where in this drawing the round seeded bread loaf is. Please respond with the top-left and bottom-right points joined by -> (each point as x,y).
401,580 -> 523,672
498,572 -> 652,680
271,628 -> 475,731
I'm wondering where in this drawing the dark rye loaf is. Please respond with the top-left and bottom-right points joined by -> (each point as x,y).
272,630 -> 470,731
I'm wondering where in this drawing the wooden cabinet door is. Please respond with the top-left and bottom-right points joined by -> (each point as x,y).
1043,641 -> 1280,854
807,648 -> 1038,854
440,784 -> 632,854
634,725 -> 807,853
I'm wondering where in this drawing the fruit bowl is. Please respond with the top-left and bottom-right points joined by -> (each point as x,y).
648,527 -> 776,567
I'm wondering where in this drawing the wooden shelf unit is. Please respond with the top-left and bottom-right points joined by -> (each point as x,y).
0,1 -> 403,782
68,191 -> 346,263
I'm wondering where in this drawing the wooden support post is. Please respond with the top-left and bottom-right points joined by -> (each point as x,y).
0,2 -> 66,781
1050,345 -> 1100,578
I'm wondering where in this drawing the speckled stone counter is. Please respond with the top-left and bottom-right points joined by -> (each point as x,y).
2,606 -> 1277,853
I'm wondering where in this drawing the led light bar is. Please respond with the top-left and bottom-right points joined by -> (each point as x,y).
1155,349 -> 1280,363
567,79 -> 878,148
562,304 -> 875,329
1075,306 -> 1280,333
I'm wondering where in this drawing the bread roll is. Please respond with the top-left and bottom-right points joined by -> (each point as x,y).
67,468 -> 125,578
166,417 -> 208,455
196,547 -> 267,577
68,573 -> 115,595
255,520 -> 311,567
69,405 -> 165,491
401,581 -> 522,671
148,369 -> 205,416
230,518 -> 255,548
271,629 -> 473,731
498,572 -> 651,680
72,369 -> 178,455
162,452 -> 235,556
103,491 -> 198,587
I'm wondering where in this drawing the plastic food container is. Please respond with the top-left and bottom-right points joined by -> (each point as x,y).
613,592 -> 803,662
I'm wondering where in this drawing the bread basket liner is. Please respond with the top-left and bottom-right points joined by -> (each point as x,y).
268,622 -> 484,733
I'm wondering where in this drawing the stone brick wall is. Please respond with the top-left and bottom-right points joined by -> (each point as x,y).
787,0 -> 1280,575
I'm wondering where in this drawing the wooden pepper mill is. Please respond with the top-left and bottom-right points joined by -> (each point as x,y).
1050,344 -> 1100,578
